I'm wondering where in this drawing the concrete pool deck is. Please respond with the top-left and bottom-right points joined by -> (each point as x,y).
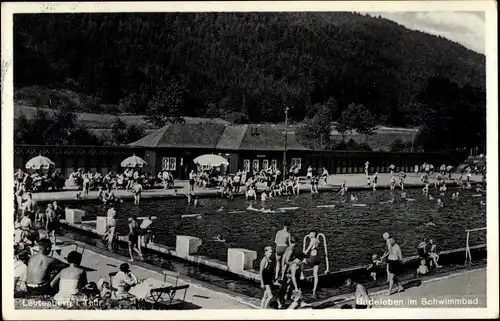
316,267 -> 487,309
30,173 -> 483,203
21,233 -> 261,309
17,232 -> 487,310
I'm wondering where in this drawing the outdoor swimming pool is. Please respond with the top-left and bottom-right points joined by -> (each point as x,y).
77,188 -> 487,273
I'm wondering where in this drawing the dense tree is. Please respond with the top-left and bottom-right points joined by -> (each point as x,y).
337,103 -> 377,141
413,77 -> 486,152
145,80 -> 186,126
14,109 -> 102,145
297,106 -> 332,150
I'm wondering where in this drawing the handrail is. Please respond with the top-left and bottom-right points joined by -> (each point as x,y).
303,233 -> 330,274
317,233 -> 330,274
465,227 -> 486,264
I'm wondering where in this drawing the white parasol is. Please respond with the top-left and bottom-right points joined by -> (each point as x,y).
121,154 -> 148,168
193,154 -> 229,167
25,155 -> 55,170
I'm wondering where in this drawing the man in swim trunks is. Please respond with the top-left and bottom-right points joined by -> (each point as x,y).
26,238 -> 67,295
275,223 -> 291,282
189,170 -> 196,192
45,204 -> 58,246
260,246 -> 275,309
131,181 -> 143,205
383,233 -> 404,295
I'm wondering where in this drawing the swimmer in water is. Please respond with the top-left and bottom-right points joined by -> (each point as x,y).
186,193 -> 192,205
380,198 -> 394,204
422,184 -> 429,196
350,194 -> 358,202
436,198 -> 444,209
337,181 -> 348,197
193,196 -> 199,208
261,191 -> 268,202
401,192 -> 407,199
246,188 -> 257,201
428,195 -> 434,201
213,234 -> 226,242
217,206 -> 224,212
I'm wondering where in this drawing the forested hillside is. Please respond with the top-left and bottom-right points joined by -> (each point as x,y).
14,12 -> 485,124
14,12 -> 486,152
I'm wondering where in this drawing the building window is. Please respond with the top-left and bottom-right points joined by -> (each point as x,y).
243,159 -> 250,172
252,159 -> 259,173
292,158 -> 302,169
169,157 -> 176,170
262,159 -> 269,170
162,157 -> 170,170
271,159 -> 277,170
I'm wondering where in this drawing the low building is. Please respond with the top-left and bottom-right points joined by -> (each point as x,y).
14,123 -> 466,179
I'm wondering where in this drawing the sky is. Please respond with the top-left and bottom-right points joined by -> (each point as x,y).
360,11 -> 485,54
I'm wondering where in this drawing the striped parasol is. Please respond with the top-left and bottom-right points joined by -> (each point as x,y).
193,154 -> 229,167
121,154 -> 148,168
25,155 -> 55,170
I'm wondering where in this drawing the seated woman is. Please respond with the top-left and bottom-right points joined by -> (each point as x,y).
111,263 -> 139,300
51,251 -> 88,304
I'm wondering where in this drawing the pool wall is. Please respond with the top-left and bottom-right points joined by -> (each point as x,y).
34,180 -> 462,205
60,217 -> 487,286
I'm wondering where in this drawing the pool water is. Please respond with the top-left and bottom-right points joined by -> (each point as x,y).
77,188 -> 486,273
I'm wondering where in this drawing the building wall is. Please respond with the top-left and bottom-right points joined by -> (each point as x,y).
14,144 -> 466,179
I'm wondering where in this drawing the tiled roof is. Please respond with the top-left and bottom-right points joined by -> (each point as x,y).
129,123 -> 310,151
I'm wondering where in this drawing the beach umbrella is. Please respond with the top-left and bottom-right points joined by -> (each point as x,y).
25,155 -> 55,170
121,155 -> 147,168
193,154 -> 229,167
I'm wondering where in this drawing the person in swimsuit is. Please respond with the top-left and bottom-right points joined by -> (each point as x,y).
280,236 -> 299,281
131,182 -> 143,205
287,253 -> 309,309
189,170 -> 196,192
428,239 -> 442,268
105,207 -> 117,251
383,233 -> 404,295
26,239 -> 67,295
128,215 -> 143,262
303,231 -> 321,297
45,204 -> 58,246
337,181 -> 348,196
390,175 -> 396,191
274,223 -> 291,282
372,172 -> 378,191
353,280 -> 372,309
260,246 -> 275,309
417,236 -> 429,267
399,172 -> 406,191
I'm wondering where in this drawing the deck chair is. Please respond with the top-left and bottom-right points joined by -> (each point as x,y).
162,270 -> 180,286
149,284 -> 190,310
